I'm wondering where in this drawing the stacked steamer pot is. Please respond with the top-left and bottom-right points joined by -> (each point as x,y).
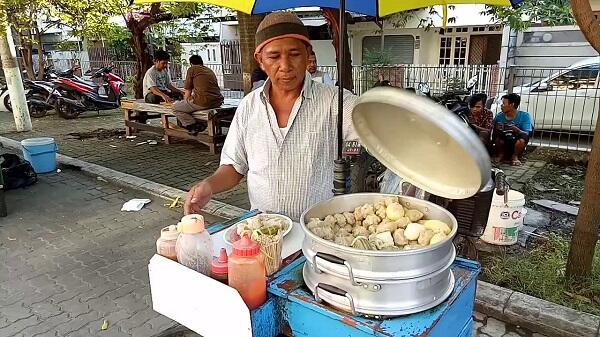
301,87 -> 491,317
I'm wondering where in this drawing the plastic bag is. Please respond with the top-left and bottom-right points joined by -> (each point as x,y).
379,169 -> 428,200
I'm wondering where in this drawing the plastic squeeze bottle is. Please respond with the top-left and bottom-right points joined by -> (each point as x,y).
175,214 -> 213,275
211,248 -> 229,284
228,235 -> 267,310
156,225 -> 179,261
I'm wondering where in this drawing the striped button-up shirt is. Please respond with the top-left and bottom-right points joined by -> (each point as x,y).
220,73 -> 358,221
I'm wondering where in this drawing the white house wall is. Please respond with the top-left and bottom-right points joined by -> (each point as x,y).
181,42 -> 222,64
311,40 -> 336,66
501,25 -> 599,69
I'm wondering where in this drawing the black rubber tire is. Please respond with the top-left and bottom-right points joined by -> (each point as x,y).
56,101 -> 80,119
350,152 -> 369,193
29,105 -> 48,118
29,93 -> 50,118
4,94 -> 12,112
349,152 -> 383,193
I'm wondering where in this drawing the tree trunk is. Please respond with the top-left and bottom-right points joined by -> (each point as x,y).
128,27 -> 152,99
35,27 -> 44,80
322,8 -> 354,92
565,0 -> 600,282
0,26 -> 32,131
571,0 -> 600,53
125,3 -> 177,99
237,12 -> 265,94
14,29 -> 35,80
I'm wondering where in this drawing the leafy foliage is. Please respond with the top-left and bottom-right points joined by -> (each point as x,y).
362,48 -> 394,65
484,0 -> 575,31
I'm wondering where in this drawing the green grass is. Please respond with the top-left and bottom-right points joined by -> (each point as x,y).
482,235 -> 600,316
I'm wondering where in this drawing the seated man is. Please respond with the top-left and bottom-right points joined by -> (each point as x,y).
251,67 -> 267,91
143,50 -> 183,104
492,93 -> 533,166
307,51 -> 334,86
468,93 -> 493,144
172,55 -> 224,134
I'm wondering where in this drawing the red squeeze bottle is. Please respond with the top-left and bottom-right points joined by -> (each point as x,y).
228,235 -> 267,310
211,248 -> 229,284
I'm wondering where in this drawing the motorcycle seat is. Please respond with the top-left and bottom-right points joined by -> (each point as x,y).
71,77 -> 100,89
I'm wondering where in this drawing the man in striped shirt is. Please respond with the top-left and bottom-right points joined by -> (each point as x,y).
184,12 -> 358,221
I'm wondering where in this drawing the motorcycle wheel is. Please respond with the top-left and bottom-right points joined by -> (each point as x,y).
56,101 -> 80,119
350,151 -> 383,193
4,95 -> 11,112
29,93 -> 50,118
29,104 -> 48,118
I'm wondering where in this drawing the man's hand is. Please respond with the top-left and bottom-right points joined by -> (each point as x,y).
184,181 -> 213,215
510,125 -> 522,134
162,95 -> 173,103
184,89 -> 192,102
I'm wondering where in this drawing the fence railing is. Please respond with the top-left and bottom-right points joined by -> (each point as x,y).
18,58 -> 599,151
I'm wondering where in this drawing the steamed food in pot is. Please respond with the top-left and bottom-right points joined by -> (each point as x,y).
307,196 -> 451,251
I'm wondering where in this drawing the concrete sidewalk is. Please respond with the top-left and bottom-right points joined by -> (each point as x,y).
0,166 -> 186,336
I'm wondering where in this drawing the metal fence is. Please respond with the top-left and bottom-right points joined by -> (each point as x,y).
16,57 -> 599,151
41,59 -> 245,99
319,63 -> 598,152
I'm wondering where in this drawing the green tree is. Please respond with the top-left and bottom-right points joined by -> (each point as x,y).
484,0 -> 574,31
565,0 -> 600,284
2,0 -> 54,80
124,3 -> 217,97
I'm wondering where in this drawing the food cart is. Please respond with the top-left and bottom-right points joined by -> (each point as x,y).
148,88 -> 491,337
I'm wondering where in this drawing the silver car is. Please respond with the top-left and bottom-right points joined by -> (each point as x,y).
491,57 -> 600,132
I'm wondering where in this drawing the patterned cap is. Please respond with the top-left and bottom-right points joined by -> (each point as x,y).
255,12 -> 311,55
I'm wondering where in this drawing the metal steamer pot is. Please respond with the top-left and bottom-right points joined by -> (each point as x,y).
303,258 -> 455,317
300,193 -> 458,316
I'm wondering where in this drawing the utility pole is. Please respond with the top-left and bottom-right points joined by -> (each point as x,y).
0,25 -> 32,131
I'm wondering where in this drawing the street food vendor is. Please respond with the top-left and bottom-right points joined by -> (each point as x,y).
184,12 -> 358,221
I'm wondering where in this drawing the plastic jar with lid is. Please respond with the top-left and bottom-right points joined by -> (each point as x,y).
228,235 -> 266,310
211,248 -> 229,284
156,225 -> 179,261
175,214 -> 213,275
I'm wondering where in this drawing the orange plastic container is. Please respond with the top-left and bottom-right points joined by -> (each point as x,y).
228,235 -> 266,310
156,225 -> 179,261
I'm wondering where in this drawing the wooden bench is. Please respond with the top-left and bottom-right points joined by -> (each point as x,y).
121,98 -> 240,154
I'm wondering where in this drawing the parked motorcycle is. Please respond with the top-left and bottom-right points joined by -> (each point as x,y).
1,83 -> 9,112
4,80 -> 57,118
52,65 -> 126,119
3,65 -> 81,117
416,76 -> 479,126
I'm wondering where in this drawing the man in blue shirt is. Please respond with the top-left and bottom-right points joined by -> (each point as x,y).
492,93 -> 533,166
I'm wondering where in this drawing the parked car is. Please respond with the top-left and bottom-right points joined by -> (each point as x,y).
491,57 -> 600,132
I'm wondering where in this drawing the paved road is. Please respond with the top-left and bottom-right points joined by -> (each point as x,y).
0,111 -> 250,210
0,165 -> 187,336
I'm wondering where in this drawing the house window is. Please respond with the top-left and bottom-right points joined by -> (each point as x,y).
439,36 -> 468,65
362,35 -> 415,64
454,37 -> 468,65
439,37 -> 452,65
212,49 -> 216,61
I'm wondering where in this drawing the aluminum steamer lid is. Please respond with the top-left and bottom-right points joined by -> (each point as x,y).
352,87 -> 491,199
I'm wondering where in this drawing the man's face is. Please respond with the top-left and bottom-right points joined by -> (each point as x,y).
154,60 -> 168,71
470,101 -> 483,115
501,98 -> 515,114
307,55 -> 317,74
256,38 -> 309,92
